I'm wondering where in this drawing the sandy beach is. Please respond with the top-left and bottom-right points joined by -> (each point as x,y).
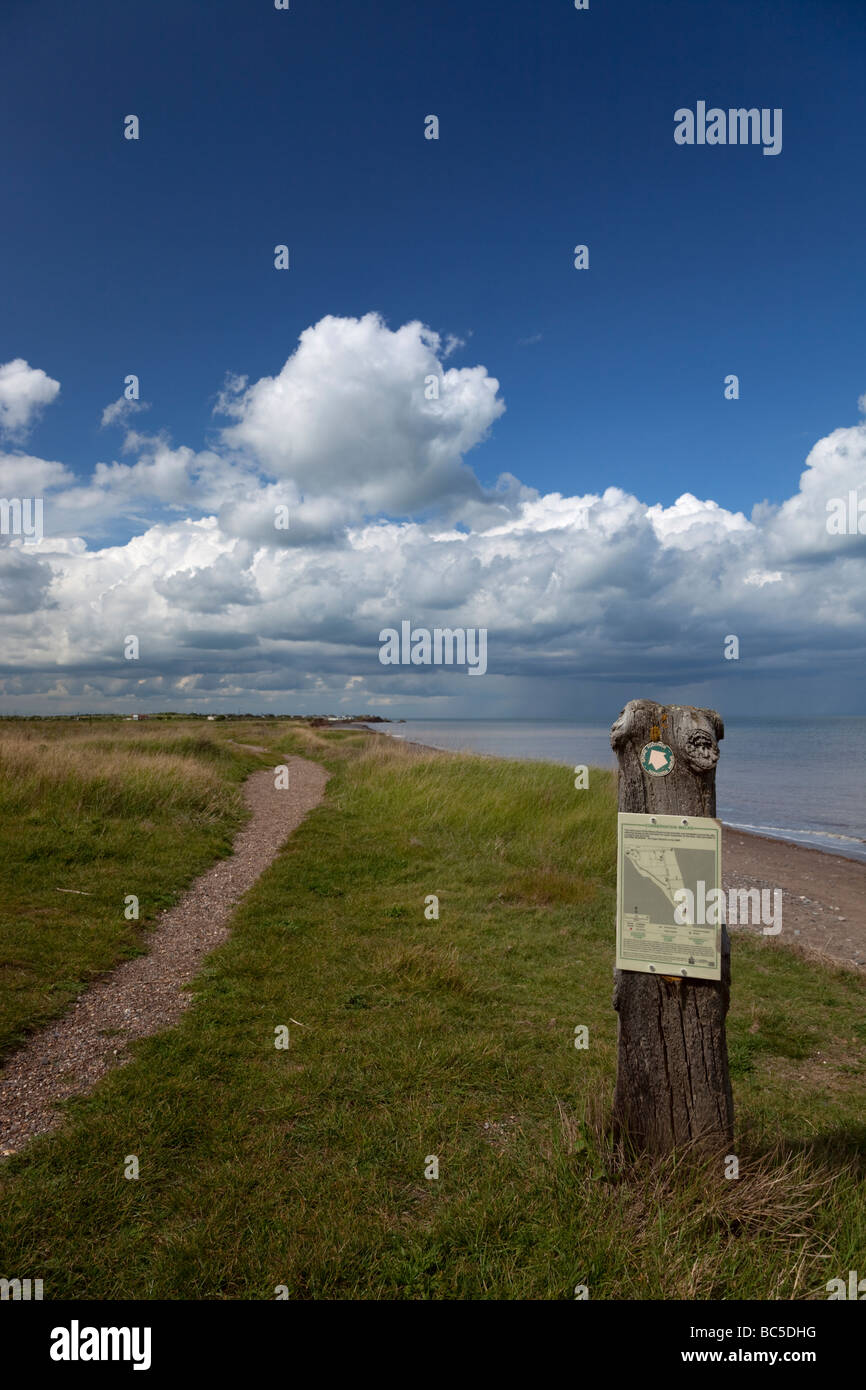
723,827 -> 866,971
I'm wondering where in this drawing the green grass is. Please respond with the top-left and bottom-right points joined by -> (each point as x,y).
0,723 -> 863,1299
0,720 -> 261,1058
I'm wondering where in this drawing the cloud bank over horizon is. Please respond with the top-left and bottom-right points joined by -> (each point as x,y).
0,313 -> 864,718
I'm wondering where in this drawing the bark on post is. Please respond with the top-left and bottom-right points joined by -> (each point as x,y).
610,699 -> 734,1154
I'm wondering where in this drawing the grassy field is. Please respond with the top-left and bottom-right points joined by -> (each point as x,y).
0,720 -> 863,1299
0,720 -> 259,1059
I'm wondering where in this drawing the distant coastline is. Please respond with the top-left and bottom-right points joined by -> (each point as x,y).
0,712 -> 402,724
355,719 -> 865,971
358,717 -> 866,867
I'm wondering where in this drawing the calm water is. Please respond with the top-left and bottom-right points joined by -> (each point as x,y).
367,718 -> 866,864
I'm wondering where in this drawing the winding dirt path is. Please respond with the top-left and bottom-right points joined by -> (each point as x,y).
0,755 -> 328,1154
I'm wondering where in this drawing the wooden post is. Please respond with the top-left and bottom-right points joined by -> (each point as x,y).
610,699 -> 734,1154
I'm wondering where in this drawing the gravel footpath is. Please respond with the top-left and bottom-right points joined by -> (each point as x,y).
0,754 -> 328,1154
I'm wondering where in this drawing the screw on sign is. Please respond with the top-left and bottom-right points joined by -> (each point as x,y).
610,699 -> 733,1154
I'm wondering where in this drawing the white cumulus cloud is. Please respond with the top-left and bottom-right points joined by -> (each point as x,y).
0,318 -> 864,716
0,359 -> 60,437
101,396 -> 150,428
215,312 -> 504,520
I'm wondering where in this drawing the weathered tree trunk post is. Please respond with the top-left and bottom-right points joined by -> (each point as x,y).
610,699 -> 734,1154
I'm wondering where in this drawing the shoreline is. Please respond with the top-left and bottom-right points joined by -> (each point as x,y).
351,723 -> 866,971
723,828 -> 865,970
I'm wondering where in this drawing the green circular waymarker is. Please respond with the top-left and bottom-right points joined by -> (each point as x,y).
640,742 -> 675,776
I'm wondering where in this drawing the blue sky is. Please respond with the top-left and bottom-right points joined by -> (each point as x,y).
1,0 -> 865,717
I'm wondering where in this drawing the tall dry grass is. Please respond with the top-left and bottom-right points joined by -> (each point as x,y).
0,730 -> 237,823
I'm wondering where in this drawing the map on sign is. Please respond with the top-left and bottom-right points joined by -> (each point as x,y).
624,846 -> 684,906
616,812 -> 722,981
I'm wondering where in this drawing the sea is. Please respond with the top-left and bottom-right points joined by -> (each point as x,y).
364,717 -> 866,864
